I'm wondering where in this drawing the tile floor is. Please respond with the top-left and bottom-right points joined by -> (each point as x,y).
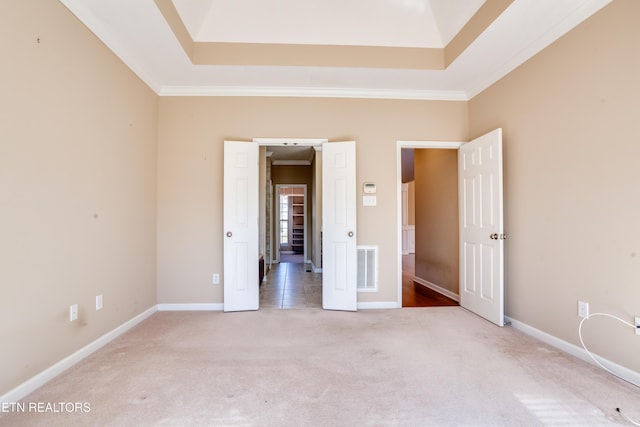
260,262 -> 322,309
261,256 -> 454,309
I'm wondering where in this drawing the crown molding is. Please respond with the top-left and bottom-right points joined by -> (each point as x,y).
59,0 -> 161,94
158,85 -> 469,101
271,160 -> 311,166
464,0 -> 612,99
61,0 -> 611,103
253,138 -> 327,146
397,140 -> 464,149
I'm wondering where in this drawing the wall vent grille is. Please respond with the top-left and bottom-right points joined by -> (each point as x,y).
357,246 -> 378,291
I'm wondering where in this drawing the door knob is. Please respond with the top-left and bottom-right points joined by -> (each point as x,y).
348,231 -> 354,237
490,233 -> 498,240
226,231 -> 232,237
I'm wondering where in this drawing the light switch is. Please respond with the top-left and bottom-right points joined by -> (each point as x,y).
363,196 -> 377,206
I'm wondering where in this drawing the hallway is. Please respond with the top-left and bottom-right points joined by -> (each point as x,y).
260,255 -> 458,309
260,262 -> 322,309
402,254 -> 458,308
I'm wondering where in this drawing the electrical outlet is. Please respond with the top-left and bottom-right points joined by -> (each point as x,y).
96,294 -> 103,311
635,316 -> 640,336
212,273 -> 220,285
69,304 -> 78,322
578,301 -> 589,318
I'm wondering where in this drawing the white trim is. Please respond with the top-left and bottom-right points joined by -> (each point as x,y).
58,0 -> 160,93
61,1 -> 611,102
464,0 -> 612,99
158,86 -> 469,101
253,138 -> 328,146
310,260 -> 322,273
271,160 -> 311,166
397,140 -> 464,149
274,184 -> 307,263
157,303 -> 224,311
505,316 -> 640,388
357,301 -> 401,310
0,306 -> 157,405
413,276 -> 460,302
396,140 -> 465,307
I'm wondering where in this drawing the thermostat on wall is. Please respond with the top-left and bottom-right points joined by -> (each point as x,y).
363,183 -> 376,194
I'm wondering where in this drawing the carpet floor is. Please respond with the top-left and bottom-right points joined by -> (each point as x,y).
2,308 -> 640,426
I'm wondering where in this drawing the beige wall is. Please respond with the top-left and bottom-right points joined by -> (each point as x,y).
259,146 -> 267,263
407,180 -> 416,226
413,150 -> 459,294
469,0 -> 640,372
8,0 -> 637,401
311,153 -> 323,269
0,0 -> 158,395
156,97 -> 468,305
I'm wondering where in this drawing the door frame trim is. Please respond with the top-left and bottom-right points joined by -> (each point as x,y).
396,140 -> 464,307
274,184 -> 307,262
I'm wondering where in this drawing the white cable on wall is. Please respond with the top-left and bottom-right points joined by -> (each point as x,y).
578,312 -> 639,426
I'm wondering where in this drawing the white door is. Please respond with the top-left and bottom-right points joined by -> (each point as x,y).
458,129 -> 504,326
223,141 -> 259,312
322,141 -> 357,311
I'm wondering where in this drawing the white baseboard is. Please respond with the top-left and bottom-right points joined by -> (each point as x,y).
311,261 -> 322,273
413,276 -> 460,302
0,305 -> 157,405
505,316 -> 640,388
358,301 -> 401,309
157,303 -> 224,311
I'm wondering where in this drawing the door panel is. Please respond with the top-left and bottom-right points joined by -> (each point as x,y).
459,129 -> 504,326
323,141 -> 357,311
224,141 -> 259,312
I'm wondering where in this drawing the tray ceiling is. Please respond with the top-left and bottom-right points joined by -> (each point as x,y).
59,0 -> 611,100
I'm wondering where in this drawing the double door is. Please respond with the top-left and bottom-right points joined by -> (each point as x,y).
224,141 -> 358,312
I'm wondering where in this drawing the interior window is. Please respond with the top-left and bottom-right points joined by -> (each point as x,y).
279,195 -> 288,245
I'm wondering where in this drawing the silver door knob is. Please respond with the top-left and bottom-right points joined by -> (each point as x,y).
490,233 -> 498,240
226,231 -> 232,237
348,231 -> 354,237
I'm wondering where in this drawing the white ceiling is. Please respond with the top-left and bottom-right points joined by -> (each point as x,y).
173,0 -> 485,48
59,0 -> 611,100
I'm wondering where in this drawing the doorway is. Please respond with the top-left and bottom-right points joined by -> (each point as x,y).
275,184 -> 307,264
260,141 -> 324,309
397,141 -> 463,308
224,139 -> 358,312
396,130 -> 505,326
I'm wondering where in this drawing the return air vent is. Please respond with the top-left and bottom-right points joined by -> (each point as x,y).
357,246 -> 378,291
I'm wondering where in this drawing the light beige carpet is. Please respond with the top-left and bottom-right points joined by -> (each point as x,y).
2,307 -> 640,426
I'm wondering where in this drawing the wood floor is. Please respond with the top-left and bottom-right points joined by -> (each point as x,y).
402,254 -> 459,308
264,254 -> 458,308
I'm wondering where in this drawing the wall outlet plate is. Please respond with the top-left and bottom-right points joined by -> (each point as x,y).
69,304 -> 78,322
213,273 -> 220,285
96,294 -> 103,311
578,301 -> 589,318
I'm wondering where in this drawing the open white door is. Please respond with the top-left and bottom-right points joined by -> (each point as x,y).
223,141 -> 259,312
322,141 -> 357,311
458,129 -> 504,326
